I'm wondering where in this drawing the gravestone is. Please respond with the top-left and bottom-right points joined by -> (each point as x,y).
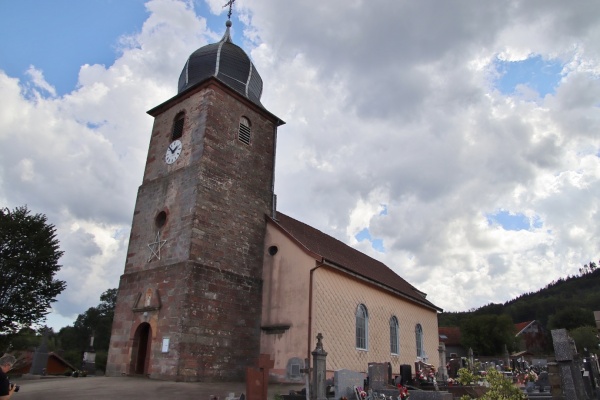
246,354 -> 274,400
551,328 -> 589,400
588,353 -> 600,396
367,363 -> 388,391
334,369 -> 364,400
582,370 -> 594,399
536,371 -> 549,392
400,364 -> 412,385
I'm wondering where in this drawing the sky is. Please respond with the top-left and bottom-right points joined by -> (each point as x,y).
0,0 -> 599,331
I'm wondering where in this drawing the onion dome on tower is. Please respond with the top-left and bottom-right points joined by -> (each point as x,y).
178,20 -> 264,107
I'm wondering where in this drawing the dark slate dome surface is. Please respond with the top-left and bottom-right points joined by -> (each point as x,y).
178,21 -> 263,107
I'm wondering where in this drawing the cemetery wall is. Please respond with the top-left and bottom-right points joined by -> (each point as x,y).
312,267 -> 439,375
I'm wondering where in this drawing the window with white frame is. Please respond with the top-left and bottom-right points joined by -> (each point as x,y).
356,304 -> 368,350
415,323 -> 424,358
390,316 -> 399,354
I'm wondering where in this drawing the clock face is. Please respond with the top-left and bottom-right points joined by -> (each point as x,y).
165,139 -> 182,164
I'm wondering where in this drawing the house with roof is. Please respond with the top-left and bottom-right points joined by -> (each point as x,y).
10,351 -> 76,376
514,320 -> 549,355
261,212 -> 442,381
438,326 -> 466,359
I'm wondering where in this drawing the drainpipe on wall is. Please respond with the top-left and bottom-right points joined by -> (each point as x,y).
308,261 -> 325,362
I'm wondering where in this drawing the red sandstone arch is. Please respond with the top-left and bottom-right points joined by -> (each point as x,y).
130,322 -> 152,375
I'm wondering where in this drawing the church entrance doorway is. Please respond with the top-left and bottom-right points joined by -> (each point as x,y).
130,322 -> 151,375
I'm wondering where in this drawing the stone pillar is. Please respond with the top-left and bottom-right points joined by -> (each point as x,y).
311,333 -> 328,400
551,328 -> 590,400
82,334 -> 96,375
503,344 -> 510,370
437,343 -> 448,382
468,347 -> 474,371
547,362 -> 562,398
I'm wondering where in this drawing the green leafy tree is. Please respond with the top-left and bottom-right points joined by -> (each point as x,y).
56,288 -> 117,371
461,314 -> 515,355
0,206 -> 66,333
570,326 -> 600,355
459,368 -> 526,400
548,306 -> 595,330
482,368 -> 526,400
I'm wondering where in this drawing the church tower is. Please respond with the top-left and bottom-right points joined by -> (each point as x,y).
106,19 -> 283,381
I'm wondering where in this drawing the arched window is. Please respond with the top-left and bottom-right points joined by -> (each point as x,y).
415,323 -> 424,358
238,116 -> 251,145
390,316 -> 399,354
172,112 -> 185,140
356,304 -> 368,350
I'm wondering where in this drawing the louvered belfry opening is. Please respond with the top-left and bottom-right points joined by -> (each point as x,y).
238,116 -> 251,145
172,112 -> 185,140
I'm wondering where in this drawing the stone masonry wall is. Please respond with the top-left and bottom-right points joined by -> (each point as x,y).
107,80 -> 279,381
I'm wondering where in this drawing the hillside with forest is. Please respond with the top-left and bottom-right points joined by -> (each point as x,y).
438,262 -> 600,355
439,261 -> 600,329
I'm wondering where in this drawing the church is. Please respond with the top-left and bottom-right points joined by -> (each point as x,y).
106,17 -> 442,382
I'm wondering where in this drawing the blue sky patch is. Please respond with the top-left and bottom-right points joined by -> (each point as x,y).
0,0 -> 241,96
355,228 -> 385,252
494,55 -> 563,97
487,210 -> 542,231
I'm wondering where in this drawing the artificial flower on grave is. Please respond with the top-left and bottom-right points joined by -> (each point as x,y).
355,387 -> 367,399
428,366 -> 436,379
397,384 -> 410,399
527,370 -> 538,382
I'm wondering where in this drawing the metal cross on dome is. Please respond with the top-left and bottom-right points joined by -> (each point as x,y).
147,231 -> 167,262
223,0 -> 236,20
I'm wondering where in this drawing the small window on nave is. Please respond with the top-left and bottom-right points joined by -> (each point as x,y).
390,316 -> 399,355
356,304 -> 368,350
415,323 -> 424,358
238,116 -> 251,145
172,112 -> 185,140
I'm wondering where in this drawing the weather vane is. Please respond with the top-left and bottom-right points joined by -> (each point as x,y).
223,0 -> 236,20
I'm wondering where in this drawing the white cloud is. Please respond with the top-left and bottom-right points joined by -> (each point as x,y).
1,0 -> 599,329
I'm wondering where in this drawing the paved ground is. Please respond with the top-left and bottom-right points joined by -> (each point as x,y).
11,376 -> 304,400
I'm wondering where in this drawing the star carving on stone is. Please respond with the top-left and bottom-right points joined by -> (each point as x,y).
147,231 -> 167,262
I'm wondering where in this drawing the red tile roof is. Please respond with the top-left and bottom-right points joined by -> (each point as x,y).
514,321 -> 535,336
439,326 -> 462,346
269,212 -> 442,311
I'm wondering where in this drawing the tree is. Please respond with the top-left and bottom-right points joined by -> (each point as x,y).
570,326 -> 600,355
56,288 -> 117,371
0,206 -> 66,333
548,306 -> 595,330
460,314 -> 516,355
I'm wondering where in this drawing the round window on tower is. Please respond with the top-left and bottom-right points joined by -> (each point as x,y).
268,246 -> 278,256
155,211 -> 167,228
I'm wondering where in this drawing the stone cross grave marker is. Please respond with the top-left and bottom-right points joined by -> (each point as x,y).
246,354 -> 274,400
